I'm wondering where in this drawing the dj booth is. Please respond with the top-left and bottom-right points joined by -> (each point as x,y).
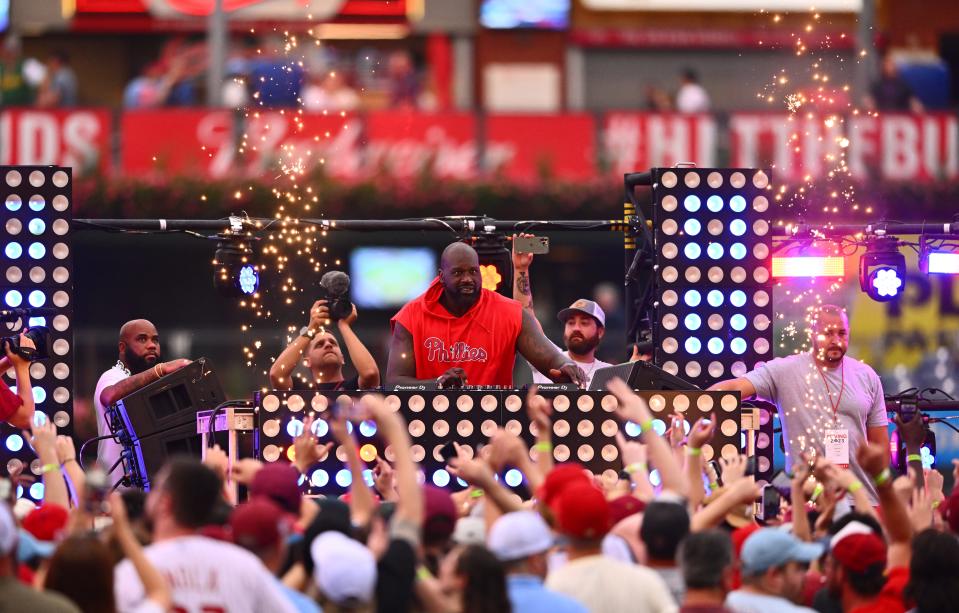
103,358 -> 757,495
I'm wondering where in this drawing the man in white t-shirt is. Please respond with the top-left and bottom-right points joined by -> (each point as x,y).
510,236 -> 612,388
675,68 -> 710,113
114,457 -> 297,613
94,319 -> 191,478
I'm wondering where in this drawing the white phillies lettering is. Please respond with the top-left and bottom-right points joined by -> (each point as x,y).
424,337 -> 488,363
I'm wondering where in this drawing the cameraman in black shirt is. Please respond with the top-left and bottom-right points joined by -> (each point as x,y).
269,299 -> 380,391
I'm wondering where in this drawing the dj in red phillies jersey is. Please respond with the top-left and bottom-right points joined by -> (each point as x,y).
387,241 -> 586,389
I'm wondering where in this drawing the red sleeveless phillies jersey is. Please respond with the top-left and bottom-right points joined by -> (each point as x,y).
391,277 -> 523,386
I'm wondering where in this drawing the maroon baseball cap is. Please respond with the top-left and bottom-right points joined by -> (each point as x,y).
553,482 -> 611,540
608,494 -> 646,525
249,463 -> 301,515
231,498 -> 290,551
422,486 -> 456,546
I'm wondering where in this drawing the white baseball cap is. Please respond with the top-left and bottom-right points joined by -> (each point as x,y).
311,531 -> 376,605
452,516 -> 486,546
487,511 -> 555,562
557,299 -> 606,327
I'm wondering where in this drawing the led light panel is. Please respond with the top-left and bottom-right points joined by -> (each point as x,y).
1,166 -> 74,501
652,168 -> 774,388
255,389 -> 742,496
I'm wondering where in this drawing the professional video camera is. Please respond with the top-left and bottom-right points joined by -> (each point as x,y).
318,270 -> 353,321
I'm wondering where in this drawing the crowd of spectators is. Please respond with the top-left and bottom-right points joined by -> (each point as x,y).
2,379 -> 959,612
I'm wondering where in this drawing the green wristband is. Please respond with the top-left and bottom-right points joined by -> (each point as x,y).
686,446 -> 702,457
625,462 -> 648,475
533,441 -> 553,453
847,480 -> 863,494
873,468 -> 893,487
907,453 -> 921,463
40,463 -> 59,474
639,419 -> 654,434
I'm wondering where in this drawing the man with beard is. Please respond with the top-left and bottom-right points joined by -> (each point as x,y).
387,241 -> 585,389
510,237 -> 612,388
269,300 -> 379,390
94,319 -> 191,477
708,305 -> 889,504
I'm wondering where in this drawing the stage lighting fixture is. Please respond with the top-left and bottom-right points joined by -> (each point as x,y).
1,166 -> 74,501
470,235 -> 512,297
652,167 -> 774,388
771,256 -> 845,278
213,240 -> 260,297
858,238 -> 905,302
919,238 -> 959,275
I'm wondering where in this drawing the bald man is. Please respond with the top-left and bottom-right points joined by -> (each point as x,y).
94,319 -> 191,477
388,242 -> 585,389
709,305 -> 889,503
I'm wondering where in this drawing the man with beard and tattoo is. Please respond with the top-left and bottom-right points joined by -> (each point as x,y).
94,319 -> 192,476
708,305 -> 889,504
510,236 -> 612,389
387,241 -> 586,389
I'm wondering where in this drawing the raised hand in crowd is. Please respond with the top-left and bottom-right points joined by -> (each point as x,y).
25,417 -> 70,510
615,431 -> 654,500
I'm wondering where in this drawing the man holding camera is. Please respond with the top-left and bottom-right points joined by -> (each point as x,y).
387,241 -> 585,389
511,235 -> 613,388
0,331 -> 38,429
95,319 -> 192,476
269,299 -> 380,391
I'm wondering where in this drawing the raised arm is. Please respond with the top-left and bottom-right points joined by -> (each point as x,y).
856,441 -> 912,568
270,299 -> 327,390
511,234 -> 542,332
607,378 -> 688,497
4,337 -> 35,429
516,310 -> 585,387
337,305 -> 380,389
28,419 -> 70,510
99,358 -> 191,407
367,395 -> 423,528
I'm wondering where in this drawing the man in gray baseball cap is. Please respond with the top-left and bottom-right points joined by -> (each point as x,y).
725,528 -> 823,612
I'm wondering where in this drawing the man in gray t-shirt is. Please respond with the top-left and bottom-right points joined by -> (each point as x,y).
709,305 -> 889,503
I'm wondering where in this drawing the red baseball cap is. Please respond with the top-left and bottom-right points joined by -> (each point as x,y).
832,533 -> 887,572
941,490 -> 959,535
249,463 -> 301,515
553,482 -> 611,540
231,498 -> 290,551
536,463 -> 590,510
22,504 -> 69,542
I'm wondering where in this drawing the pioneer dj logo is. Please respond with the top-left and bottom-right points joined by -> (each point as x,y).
424,337 -> 488,363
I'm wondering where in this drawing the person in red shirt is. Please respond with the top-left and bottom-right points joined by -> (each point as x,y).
0,332 -> 38,429
387,242 -> 585,388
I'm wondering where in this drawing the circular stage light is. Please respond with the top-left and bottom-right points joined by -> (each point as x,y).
685,337 -> 702,354
684,195 -> 701,212
684,219 -> 701,236
707,290 -> 724,307
707,338 -> 725,354
707,195 -> 723,212
730,338 -> 747,354
730,243 -> 747,260
730,314 -> 747,331
684,243 -> 701,259
5,290 -> 22,307
504,469 -> 523,488
730,290 -> 747,307
729,219 -> 747,236
684,290 -> 702,307
684,313 -> 702,330
432,469 -> 451,488
730,195 -> 747,212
